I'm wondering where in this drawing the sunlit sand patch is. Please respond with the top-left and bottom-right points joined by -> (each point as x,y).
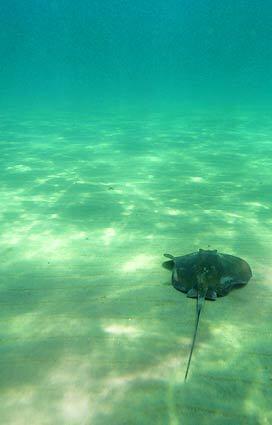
222,211 -> 244,224
217,229 -> 236,238
244,201 -> 269,209
6,164 -> 32,172
87,353 -> 186,414
139,355 -> 184,381
190,176 -> 205,183
244,391 -> 272,424
30,238 -> 62,255
211,324 -> 241,350
49,213 -> 59,219
155,222 -> 171,229
60,390 -> 90,422
203,209 -> 217,215
224,212 -> 243,219
8,313 -> 37,338
70,231 -> 88,240
110,188 -> 123,194
125,204 -> 135,211
1,224 -> 101,262
1,389 -> 44,425
101,228 -> 116,245
260,268 -> 272,291
45,359 -> 97,422
12,235 -> 68,262
8,314 -> 91,339
122,254 -> 155,273
122,203 -> 135,216
85,144 -> 96,151
0,350 -> 186,423
99,354 -> 185,404
164,208 -> 184,216
1,234 -> 21,245
34,177 -> 51,184
104,324 -> 143,338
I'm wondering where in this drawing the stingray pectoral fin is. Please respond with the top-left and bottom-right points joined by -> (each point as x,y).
231,280 -> 247,286
164,253 -> 175,259
206,289 -> 217,300
163,254 -> 175,270
218,275 -> 248,296
162,260 -> 174,270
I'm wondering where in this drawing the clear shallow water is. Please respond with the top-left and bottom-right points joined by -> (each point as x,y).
1,1 -> 272,424
1,111 -> 272,424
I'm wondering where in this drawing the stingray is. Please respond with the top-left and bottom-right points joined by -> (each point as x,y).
163,249 -> 252,381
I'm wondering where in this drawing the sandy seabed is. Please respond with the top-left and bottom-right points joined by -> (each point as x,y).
0,109 -> 271,424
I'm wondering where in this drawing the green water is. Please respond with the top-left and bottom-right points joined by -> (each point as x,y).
1,2 -> 272,424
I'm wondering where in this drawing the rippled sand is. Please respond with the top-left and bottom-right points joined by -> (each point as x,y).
0,110 -> 271,424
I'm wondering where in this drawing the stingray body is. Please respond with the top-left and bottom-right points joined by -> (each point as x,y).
163,249 -> 252,380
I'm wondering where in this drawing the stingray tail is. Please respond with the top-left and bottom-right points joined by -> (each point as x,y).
184,288 -> 207,382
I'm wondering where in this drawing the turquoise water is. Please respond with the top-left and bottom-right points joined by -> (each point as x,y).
1,0 -> 272,110
1,2 -> 272,425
